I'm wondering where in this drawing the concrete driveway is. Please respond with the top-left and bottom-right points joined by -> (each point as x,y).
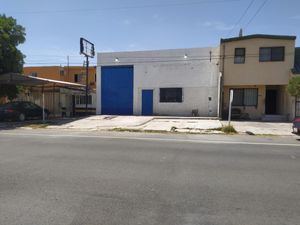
47,115 -> 153,130
47,116 -> 223,133
47,116 -> 295,136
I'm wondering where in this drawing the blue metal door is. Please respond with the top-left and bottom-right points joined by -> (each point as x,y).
142,90 -> 153,116
101,66 -> 134,115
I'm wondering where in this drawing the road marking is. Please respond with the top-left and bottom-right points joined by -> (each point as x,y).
0,131 -> 300,147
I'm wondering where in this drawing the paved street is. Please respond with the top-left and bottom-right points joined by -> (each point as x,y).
0,130 -> 299,225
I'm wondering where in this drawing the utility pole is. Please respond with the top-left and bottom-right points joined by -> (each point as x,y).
85,56 -> 89,115
228,89 -> 234,126
80,37 -> 95,116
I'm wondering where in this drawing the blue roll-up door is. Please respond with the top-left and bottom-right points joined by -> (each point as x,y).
101,66 -> 134,115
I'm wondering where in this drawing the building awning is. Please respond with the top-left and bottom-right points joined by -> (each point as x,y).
0,73 -> 85,90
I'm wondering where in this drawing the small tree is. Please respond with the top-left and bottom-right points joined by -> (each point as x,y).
287,76 -> 300,97
0,14 -> 26,101
287,76 -> 300,118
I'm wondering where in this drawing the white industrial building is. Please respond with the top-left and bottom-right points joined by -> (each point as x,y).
96,47 -> 220,117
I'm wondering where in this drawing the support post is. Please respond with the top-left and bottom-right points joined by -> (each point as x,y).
217,72 -> 222,118
85,56 -> 89,116
53,84 -> 55,117
228,89 -> 233,126
42,86 -> 45,123
295,96 -> 297,119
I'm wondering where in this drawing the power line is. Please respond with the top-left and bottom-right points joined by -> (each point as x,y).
25,54 -> 83,58
23,52 -> 296,66
24,62 -> 96,65
244,0 -> 269,29
226,0 -> 256,37
9,0 -> 241,14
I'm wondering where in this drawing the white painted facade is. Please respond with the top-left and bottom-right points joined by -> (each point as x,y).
96,47 -> 220,117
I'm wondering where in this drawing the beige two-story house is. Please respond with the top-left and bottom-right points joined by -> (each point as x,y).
220,34 -> 297,121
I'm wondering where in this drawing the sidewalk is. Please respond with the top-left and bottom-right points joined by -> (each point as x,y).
141,118 -> 222,133
0,115 -> 288,136
15,115 -> 296,136
47,115 -> 223,133
221,121 -> 295,136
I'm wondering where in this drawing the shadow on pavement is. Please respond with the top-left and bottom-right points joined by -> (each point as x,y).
0,116 -> 89,131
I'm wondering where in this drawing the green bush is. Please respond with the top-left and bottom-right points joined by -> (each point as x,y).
221,125 -> 237,134
287,76 -> 300,97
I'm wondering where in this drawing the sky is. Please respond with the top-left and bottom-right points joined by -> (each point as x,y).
1,0 -> 300,66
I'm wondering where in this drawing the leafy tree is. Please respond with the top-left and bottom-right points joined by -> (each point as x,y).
0,85 -> 19,101
287,76 -> 300,97
0,14 -> 26,100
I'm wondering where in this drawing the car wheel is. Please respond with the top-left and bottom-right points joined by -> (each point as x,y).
19,113 -> 26,121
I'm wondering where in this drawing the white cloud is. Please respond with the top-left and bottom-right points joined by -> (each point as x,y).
199,21 -> 234,31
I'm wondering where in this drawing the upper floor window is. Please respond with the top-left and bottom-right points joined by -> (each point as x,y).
31,72 -> 38,77
74,74 -> 84,83
234,48 -> 245,64
74,74 -> 79,82
259,47 -> 285,62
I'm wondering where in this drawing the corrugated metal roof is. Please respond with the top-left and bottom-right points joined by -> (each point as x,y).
0,73 -> 85,88
0,73 -> 45,86
27,75 -> 85,87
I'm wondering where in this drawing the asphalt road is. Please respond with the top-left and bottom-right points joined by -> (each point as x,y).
0,130 -> 299,225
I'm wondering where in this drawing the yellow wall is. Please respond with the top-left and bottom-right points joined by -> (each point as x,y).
23,66 -> 97,90
64,66 -> 96,89
23,66 -> 62,81
220,38 -> 295,86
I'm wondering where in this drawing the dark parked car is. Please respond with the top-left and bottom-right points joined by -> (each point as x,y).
0,101 -> 50,121
293,117 -> 300,134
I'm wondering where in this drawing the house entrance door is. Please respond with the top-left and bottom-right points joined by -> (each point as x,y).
265,89 -> 277,114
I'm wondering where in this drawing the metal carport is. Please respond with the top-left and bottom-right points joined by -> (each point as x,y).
0,73 -> 85,121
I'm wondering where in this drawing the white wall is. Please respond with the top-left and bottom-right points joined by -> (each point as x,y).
97,47 -> 220,117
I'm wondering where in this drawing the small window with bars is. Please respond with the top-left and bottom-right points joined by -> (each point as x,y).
231,88 -> 258,107
160,88 -> 183,103
75,95 -> 92,105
